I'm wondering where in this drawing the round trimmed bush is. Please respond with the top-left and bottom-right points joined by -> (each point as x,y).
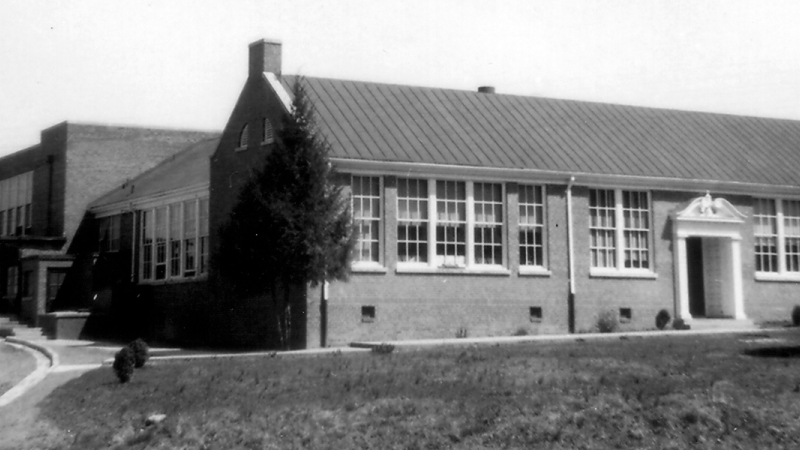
113,346 -> 135,383
792,306 -> 800,326
128,338 -> 150,368
655,309 -> 671,330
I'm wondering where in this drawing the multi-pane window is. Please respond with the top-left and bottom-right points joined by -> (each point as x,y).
397,178 -> 428,263
395,178 -> 510,270
199,198 -> 209,275
436,180 -> 467,267
262,118 -> 274,144
622,191 -> 650,269
141,210 -> 153,280
590,189 -> 617,268
589,189 -> 651,271
0,171 -> 33,236
519,185 -> 545,267
140,197 -> 209,282
155,207 -> 167,280
754,198 -> 800,275
473,183 -> 503,265
169,204 -> 182,277
754,199 -> 778,273
183,200 -> 197,277
98,215 -> 121,253
238,123 -> 249,148
351,176 -> 381,264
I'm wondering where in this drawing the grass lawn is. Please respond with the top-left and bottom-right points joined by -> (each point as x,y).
0,342 -> 36,397
25,330 -> 800,449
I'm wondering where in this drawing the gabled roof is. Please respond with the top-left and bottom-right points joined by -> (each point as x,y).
90,136 -> 220,211
280,75 -> 800,189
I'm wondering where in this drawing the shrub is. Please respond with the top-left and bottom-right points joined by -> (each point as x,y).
512,327 -> 529,336
128,338 -> 150,368
792,306 -> 800,326
371,343 -> 395,355
655,309 -> 671,330
456,327 -> 468,339
113,346 -> 135,383
597,310 -> 618,333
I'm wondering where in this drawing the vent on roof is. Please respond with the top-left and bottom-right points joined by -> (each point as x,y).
477,86 -> 495,94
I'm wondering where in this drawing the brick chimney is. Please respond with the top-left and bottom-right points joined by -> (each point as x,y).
249,39 -> 282,77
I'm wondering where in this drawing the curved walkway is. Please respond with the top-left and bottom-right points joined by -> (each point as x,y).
0,339 -> 54,407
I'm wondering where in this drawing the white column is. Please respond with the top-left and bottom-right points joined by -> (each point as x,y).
730,237 -> 746,319
674,235 -> 692,320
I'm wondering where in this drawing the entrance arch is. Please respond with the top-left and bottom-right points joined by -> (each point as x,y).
672,193 -> 747,321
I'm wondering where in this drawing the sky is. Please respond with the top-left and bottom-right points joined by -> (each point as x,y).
2,0 -> 800,156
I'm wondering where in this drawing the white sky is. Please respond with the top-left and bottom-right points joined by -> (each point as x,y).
2,0 -> 800,156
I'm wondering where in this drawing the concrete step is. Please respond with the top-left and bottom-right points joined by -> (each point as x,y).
11,327 -> 46,340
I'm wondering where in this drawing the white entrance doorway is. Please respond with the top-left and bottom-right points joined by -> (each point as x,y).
673,194 -> 747,321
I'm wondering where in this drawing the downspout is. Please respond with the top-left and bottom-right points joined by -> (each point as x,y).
566,176 -> 576,333
320,281 -> 328,348
130,205 -> 136,284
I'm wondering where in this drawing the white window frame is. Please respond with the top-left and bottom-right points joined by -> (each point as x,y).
0,171 -> 33,237
589,188 -> 655,278
754,198 -> 800,281
396,178 -> 508,274
351,175 -> 383,269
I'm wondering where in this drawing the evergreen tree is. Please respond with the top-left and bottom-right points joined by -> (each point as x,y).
217,78 -> 355,348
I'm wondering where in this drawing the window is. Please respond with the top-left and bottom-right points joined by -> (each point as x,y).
361,305 -> 376,323
436,180 -> 467,267
6,267 -> 17,298
473,183 -> 503,265
199,198 -> 209,275
21,270 -> 32,297
397,178 -> 428,263
98,215 -> 121,253
351,176 -> 381,264
261,118 -> 274,144
169,204 -> 182,277
141,210 -> 153,280
0,171 -> 33,237
519,185 -> 545,267
589,189 -> 651,273
183,200 -> 197,277
396,178 -> 507,271
140,197 -> 209,282
755,198 -> 800,277
529,306 -> 543,322
237,123 -> 249,149
619,307 -> 632,323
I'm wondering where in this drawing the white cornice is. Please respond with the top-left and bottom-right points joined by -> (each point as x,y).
331,158 -> 800,197
264,72 -> 292,113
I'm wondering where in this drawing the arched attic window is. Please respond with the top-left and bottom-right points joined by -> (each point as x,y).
261,118 -> 274,144
237,123 -> 249,149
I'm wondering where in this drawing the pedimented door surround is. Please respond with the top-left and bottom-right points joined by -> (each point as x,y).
672,193 -> 747,321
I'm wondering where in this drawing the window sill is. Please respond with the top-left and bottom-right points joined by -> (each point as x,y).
351,264 -> 387,274
139,275 -> 208,285
589,268 -> 657,279
396,265 -> 511,276
755,272 -> 800,282
518,266 -> 552,277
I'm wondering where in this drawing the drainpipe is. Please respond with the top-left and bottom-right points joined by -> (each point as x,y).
129,205 -> 136,284
566,176 -> 576,333
320,281 -> 328,347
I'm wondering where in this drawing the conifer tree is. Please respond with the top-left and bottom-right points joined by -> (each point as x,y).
217,78 -> 355,348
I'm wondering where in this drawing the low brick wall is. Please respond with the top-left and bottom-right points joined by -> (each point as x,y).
39,311 -> 108,340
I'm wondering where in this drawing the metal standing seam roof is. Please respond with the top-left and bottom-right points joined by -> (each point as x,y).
281,75 -> 800,188
89,137 -> 221,209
